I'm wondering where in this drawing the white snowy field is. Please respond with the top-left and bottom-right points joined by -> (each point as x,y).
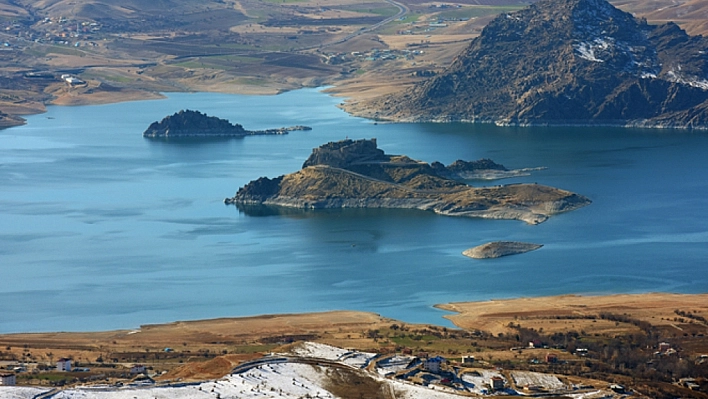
460,369 -> 505,395
375,355 -> 415,376
0,386 -> 51,399
6,363 -> 334,399
0,362 -> 470,399
290,342 -> 376,368
0,342 -> 466,399
0,344 -> 613,399
510,371 -> 565,390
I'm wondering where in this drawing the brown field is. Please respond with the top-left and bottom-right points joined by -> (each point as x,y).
438,293 -> 708,336
1,294 -> 707,398
0,311 -> 395,381
3,0 -> 707,121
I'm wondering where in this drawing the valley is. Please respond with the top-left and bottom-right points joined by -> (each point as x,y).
1,0 -> 708,125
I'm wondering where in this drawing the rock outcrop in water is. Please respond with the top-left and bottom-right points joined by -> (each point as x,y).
463,242 -> 543,259
356,0 -> 708,129
143,110 -> 311,138
225,138 -> 590,224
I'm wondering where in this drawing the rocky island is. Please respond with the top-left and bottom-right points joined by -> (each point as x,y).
463,241 -> 544,259
143,109 -> 311,138
226,139 -> 590,224
357,0 -> 708,129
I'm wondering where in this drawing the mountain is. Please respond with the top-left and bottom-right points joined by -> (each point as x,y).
226,139 -> 590,224
362,0 -> 708,129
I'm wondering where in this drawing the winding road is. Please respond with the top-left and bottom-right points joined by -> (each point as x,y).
315,0 -> 410,49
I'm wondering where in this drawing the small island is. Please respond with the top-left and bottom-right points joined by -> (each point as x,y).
143,109 -> 311,138
226,138 -> 590,224
463,241 -> 543,259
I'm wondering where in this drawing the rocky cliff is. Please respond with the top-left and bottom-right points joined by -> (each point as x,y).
226,139 -> 590,224
360,0 -> 708,129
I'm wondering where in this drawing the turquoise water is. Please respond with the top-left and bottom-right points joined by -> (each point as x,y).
1,88 -> 707,333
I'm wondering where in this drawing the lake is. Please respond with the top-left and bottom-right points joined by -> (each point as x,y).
1,88 -> 707,333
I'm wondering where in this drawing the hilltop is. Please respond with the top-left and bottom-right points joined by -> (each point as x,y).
143,110 -> 311,138
226,138 -> 590,224
357,0 -> 708,129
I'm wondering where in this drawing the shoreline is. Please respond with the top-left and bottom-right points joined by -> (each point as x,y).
1,293 -> 705,397
2,292 -> 705,336
8,83 -> 708,132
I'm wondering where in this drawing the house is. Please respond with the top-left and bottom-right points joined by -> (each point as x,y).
610,384 -> 625,393
423,356 -> 445,373
130,364 -> 146,374
57,358 -> 72,372
461,355 -> 475,365
658,342 -> 671,352
0,372 -> 16,386
60,74 -> 85,86
545,353 -> 558,363
528,340 -> 543,348
490,376 -> 505,391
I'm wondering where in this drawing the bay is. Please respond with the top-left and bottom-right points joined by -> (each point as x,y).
1,88 -> 707,333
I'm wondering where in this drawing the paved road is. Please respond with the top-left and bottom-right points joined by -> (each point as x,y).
309,0 -> 410,50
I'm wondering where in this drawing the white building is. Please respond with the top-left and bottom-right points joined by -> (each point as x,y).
57,358 -> 72,372
0,372 -> 16,386
130,364 -> 146,374
423,356 -> 445,373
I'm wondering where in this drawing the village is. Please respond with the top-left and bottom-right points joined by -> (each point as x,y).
0,294 -> 706,398
0,342 -> 641,398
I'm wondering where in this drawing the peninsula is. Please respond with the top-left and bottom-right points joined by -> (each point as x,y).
143,109 -> 311,138
225,138 -> 590,224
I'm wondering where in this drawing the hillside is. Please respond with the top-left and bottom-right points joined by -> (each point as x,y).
357,0 -> 708,128
226,139 -> 590,224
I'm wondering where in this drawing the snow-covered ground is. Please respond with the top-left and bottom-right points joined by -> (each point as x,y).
0,386 -> 51,399
375,355 -> 415,376
0,343 -> 607,399
568,389 -> 616,399
460,369 -> 505,395
391,379 -> 469,399
290,342 -> 375,368
1,363 -> 469,399
290,342 -> 349,360
44,363 -> 334,399
510,370 -> 565,390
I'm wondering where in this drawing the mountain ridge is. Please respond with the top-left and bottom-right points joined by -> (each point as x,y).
357,0 -> 708,129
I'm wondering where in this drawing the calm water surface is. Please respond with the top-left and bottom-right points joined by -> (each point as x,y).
1,88 -> 707,333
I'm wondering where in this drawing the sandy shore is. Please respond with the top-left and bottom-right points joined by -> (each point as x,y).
437,292 -> 708,336
2,293 -> 705,355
